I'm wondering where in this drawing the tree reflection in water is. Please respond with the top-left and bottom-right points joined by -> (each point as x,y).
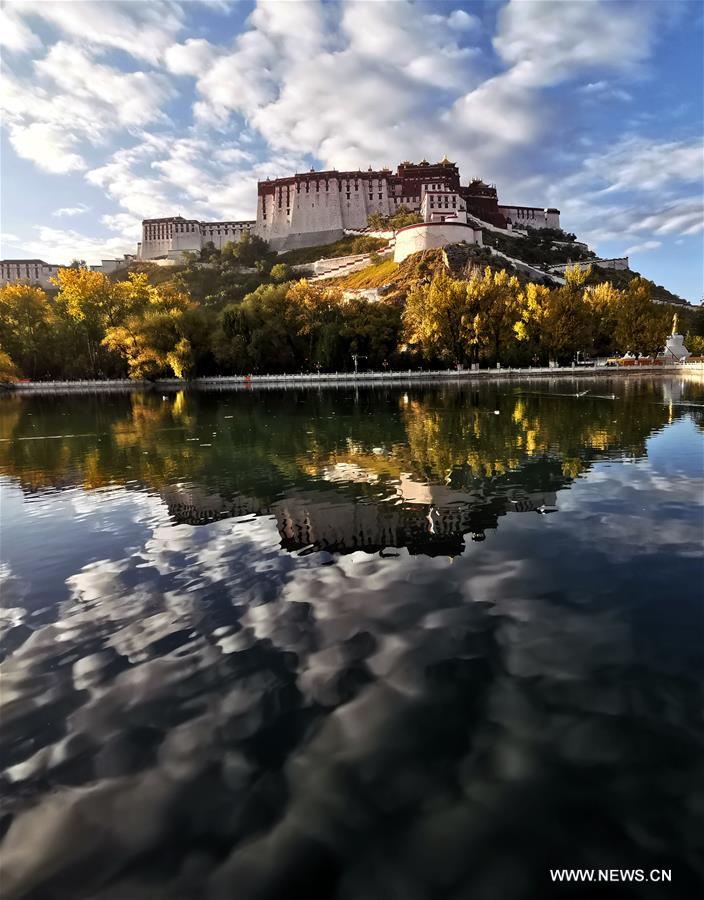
0,377 -> 702,900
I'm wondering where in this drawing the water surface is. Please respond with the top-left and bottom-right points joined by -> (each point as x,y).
1,377 -> 702,899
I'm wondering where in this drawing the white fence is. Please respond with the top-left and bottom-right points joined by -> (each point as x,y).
5,364 -> 697,394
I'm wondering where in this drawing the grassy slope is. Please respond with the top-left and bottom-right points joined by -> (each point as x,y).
334,258 -> 399,289
277,235 -> 388,266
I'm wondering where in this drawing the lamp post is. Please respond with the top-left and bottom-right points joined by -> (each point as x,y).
351,353 -> 367,375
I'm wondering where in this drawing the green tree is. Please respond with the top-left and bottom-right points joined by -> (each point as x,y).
213,283 -> 303,373
684,332 -> 704,356
341,299 -> 402,369
270,262 -> 294,283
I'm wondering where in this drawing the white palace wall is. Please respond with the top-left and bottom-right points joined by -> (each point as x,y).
257,174 -> 398,251
140,219 -> 255,261
394,222 -> 483,263
0,260 -> 62,289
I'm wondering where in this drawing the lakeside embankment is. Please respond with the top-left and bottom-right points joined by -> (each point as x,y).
3,363 -> 703,394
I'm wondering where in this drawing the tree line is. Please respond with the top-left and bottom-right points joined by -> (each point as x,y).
0,254 -> 699,382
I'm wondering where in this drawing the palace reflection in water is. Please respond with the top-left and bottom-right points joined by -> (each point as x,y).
0,378 -> 702,900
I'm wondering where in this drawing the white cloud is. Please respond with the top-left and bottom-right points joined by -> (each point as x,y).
164,38 -> 218,76
86,140 -> 179,219
2,42 -> 174,174
623,240 -> 662,255
1,0 -> 698,291
19,226 -> 134,266
0,5 -> 41,53
578,81 -> 632,102
584,137 -> 704,193
12,0 -> 184,64
34,42 -> 174,130
8,123 -> 85,174
493,0 -> 660,88
549,136 -> 704,252
53,205 -> 90,218
101,213 -> 143,242
86,134 -> 306,223
447,9 -> 480,32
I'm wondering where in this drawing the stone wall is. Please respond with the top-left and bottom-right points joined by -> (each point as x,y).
548,257 -> 629,274
497,206 -> 560,229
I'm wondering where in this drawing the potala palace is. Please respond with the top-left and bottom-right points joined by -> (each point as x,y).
5,157 -> 652,289
137,157 -> 561,260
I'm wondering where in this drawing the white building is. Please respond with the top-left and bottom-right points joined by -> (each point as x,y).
138,216 -> 255,261
0,259 -> 64,289
90,255 -> 138,274
393,186 -> 483,263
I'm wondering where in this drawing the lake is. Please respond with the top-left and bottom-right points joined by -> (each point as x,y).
0,376 -> 702,899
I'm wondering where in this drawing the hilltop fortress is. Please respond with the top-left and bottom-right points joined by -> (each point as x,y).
137,157 -> 560,260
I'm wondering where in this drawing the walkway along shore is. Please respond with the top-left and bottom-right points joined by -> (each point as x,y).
3,363 -> 703,394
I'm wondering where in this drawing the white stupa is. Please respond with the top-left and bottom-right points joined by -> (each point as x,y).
662,314 -> 690,363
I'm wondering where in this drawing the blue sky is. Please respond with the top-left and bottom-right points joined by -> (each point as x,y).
1,0 -> 702,301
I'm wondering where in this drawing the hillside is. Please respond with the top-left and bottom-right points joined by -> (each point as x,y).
585,266 -> 688,306
277,234 -> 388,266
114,224 -> 690,313
330,241 -> 696,325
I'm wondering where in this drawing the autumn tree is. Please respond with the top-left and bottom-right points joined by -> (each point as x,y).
613,277 -> 670,356
515,266 -> 593,364
102,282 -> 196,380
584,281 -> 621,357
403,269 -> 479,365
468,266 -> 522,364
0,283 -> 53,377
53,268 -> 151,376
0,349 -> 20,382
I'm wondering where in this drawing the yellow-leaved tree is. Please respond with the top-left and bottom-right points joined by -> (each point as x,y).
403,269 -> 480,365
467,266 -> 522,365
102,281 -> 195,380
584,281 -> 622,357
53,269 -> 152,376
0,283 -> 53,378
515,266 -> 593,364
613,277 -> 670,356
0,349 -> 20,383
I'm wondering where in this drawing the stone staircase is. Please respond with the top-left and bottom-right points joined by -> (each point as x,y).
310,245 -> 395,282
